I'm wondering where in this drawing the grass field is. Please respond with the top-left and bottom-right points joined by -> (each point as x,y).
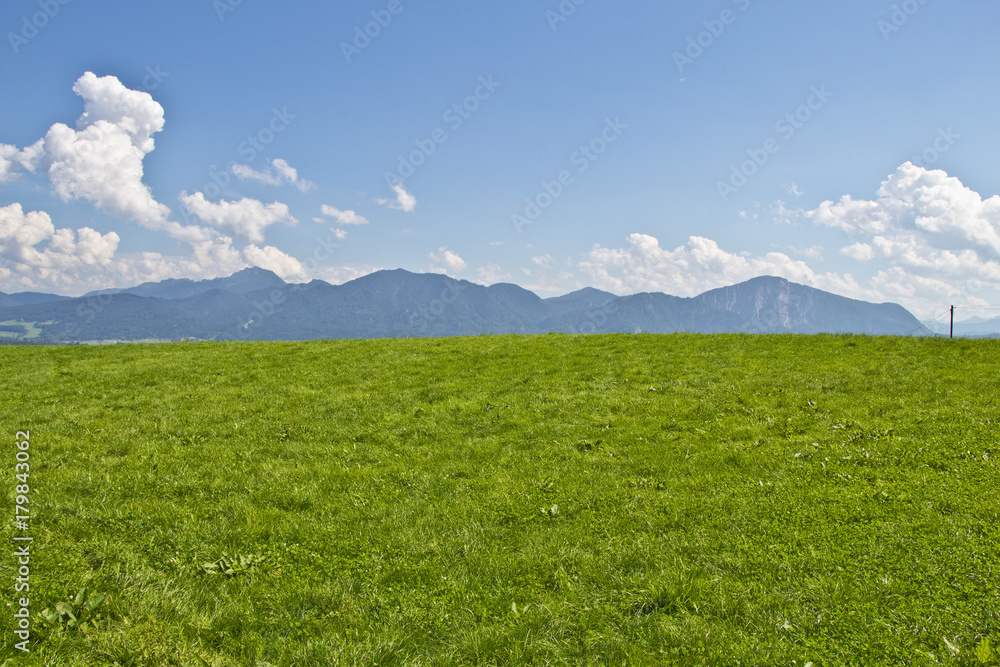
1,334 -> 998,666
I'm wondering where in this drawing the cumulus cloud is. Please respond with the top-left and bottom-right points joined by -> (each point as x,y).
0,72 -> 213,245
180,192 -> 297,244
0,203 -> 120,292
0,144 -> 22,183
376,183 -> 417,212
0,74 -> 352,292
579,233 -> 875,302
319,205 -> 368,226
428,247 -> 467,274
24,75 -> 166,225
0,207 -> 307,294
240,244 -> 308,282
841,242 -> 874,262
807,162 -> 1000,314
232,158 -> 315,192
810,162 -> 1000,256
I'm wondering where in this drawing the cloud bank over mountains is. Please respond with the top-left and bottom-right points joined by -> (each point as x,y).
1,73 -> 998,318
0,72 -> 308,290
575,163 -> 1000,317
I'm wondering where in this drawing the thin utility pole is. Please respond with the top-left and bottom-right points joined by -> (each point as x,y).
950,305 -> 954,339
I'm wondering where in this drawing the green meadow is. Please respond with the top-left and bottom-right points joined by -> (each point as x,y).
1,334 -> 998,666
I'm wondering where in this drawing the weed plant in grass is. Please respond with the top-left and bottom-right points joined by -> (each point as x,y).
0,334 -> 998,665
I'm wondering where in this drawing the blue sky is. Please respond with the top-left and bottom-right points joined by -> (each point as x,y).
1,0 -> 999,320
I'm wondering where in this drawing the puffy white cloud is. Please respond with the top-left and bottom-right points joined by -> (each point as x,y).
579,233 -> 877,302
26,73 -> 181,231
0,74 -> 370,293
810,162 -> 1000,256
74,71 -> 165,152
841,242 -> 874,261
0,73 -> 214,246
232,158 -> 315,192
180,192 -> 297,244
0,145 -> 20,183
871,267 -> 965,303
376,183 -> 417,212
240,244 -> 308,282
43,120 -> 174,229
319,205 -> 368,226
807,162 -> 1000,315
428,246 -> 467,273
0,203 -> 120,292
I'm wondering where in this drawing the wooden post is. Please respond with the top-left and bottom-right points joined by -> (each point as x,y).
950,305 -> 954,339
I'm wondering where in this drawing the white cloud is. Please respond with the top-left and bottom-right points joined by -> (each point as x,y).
272,159 -> 313,191
319,205 -> 368,226
231,158 -> 315,192
579,233 -> 876,302
0,202 -> 120,292
810,162 -> 1000,256
313,264 -> 380,285
29,75 -> 165,225
784,182 -> 804,197
180,192 -> 297,244
0,145 -> 21,183
428,246 -> 467,273
477,263 -> 510,285
786,245 -> 824,260
841,243 -> 874,261
232,164 -> 282,186
240,244 -> 308,282
806,162 -> 1000,315
0,72 -> 211,245
531,254 -> 555,268
771,199 -> 800,225
376,183 -> 417,212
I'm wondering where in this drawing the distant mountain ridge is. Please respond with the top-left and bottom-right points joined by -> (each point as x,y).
0,291 -> 70,308
83,267 -> 287,300
0,268 -> 933,343
925,315 -> 1000,338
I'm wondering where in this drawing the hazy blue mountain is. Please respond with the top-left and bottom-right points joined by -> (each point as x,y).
926,315 -> 1000,338
83,267 -> 286,301
0,269 -> 932,343
0,291 -> 71,308
543,287 -> 619,317
692,276 -> 924,335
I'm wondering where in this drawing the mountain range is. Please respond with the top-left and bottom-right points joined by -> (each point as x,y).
0,268 -> 937,343
925,315 -> 1000,338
